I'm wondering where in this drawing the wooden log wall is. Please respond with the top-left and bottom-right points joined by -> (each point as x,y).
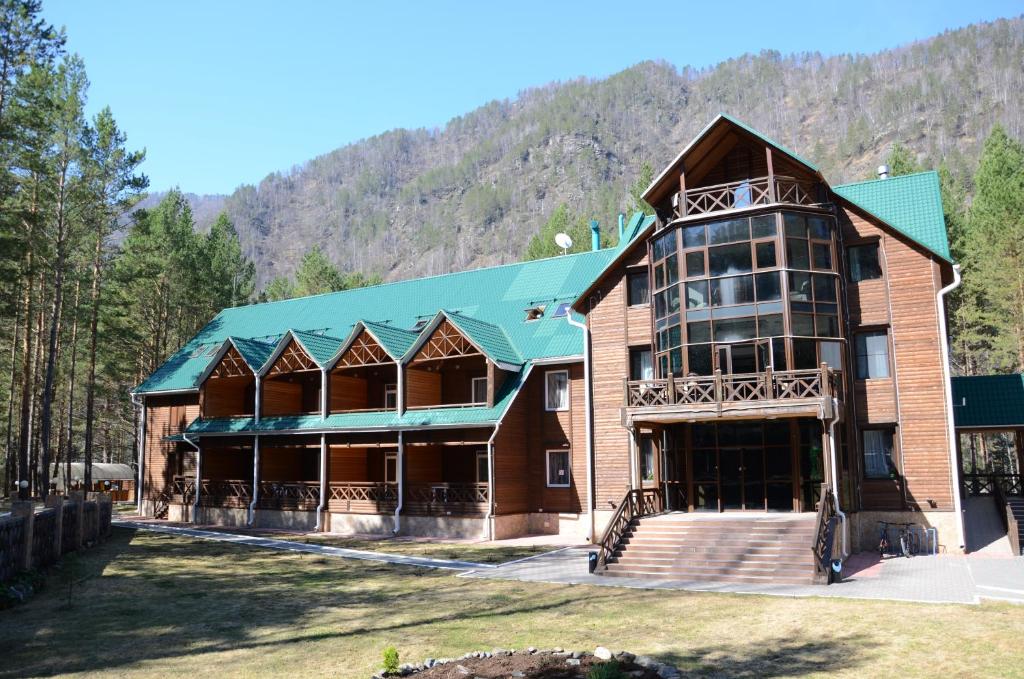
329,445 -> 368,481
203,376 -> 252,417
406,368 -> 441,407
144,393 -> 200,498
330,374 -> 368,411
262,379 -> 303,417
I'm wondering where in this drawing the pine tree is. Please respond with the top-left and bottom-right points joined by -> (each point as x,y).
524,203 -> 601,260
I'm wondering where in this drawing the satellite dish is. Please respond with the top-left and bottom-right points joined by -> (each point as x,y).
555,232 -> 573,254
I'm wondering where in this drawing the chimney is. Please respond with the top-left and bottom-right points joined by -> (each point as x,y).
877,164 -> 890,180
590,220 -> 601,251
617,213 -> 625,242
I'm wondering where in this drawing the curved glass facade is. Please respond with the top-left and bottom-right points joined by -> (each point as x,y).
651,210 -> 843,377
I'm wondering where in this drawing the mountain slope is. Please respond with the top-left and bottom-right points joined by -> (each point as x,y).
167,17 -> 1024,286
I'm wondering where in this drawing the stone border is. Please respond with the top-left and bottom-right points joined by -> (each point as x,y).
372,646 -> 683,679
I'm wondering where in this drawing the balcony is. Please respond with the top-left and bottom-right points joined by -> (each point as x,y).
623,366 -> 841,425
673,175 -> 822,220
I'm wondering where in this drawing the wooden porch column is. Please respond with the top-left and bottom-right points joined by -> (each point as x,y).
486,361 -> 496,408
765,147 -> 776,202
316,433 -> 327,532
248,435 -> 260,526
1016,429 -> 1024,477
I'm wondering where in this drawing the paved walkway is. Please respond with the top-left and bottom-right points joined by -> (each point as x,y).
460,546 -> 1024,605
115,520 -> 1024,604
114,519 -> 498,571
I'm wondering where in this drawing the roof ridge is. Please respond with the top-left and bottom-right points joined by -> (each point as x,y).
833,169 -> 939,189
229,248 -> 616,314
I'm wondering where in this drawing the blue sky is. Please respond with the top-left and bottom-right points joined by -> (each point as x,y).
45,1 -> 1022,195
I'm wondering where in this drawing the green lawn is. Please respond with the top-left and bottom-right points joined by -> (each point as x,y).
3,527 -> 1023,678
225,529 -> 551,564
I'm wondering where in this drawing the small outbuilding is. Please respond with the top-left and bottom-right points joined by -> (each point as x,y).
47,463 -> 137,502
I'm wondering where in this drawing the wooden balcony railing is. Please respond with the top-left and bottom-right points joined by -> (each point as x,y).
624,366 -> 839,411
962,472 -> 1023,497
674,175 -> 820,219
327,482 -> 398,513
404,482 -> 489,516
257,480 -> 320,511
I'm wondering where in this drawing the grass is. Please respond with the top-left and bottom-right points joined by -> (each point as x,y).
223,529 -> 551,564
2,527 -> 1024,678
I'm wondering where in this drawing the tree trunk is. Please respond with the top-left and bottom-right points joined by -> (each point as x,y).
16,259 -> 36,500
83,229 -> 103,490
3,301 -> 21,497
64,277 -> 81,494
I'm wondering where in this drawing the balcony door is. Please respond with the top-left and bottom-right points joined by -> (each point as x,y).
716,339 -> 772,375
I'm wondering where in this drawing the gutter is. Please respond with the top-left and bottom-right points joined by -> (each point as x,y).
565,311 -> 595,542
247,435 -> 260,526
485,422 -> 501,540
315,433 -> 327,531
130,391 -> 146,515
182,433 -> 202,524
826,397 -> 849,559
938,265 -> 966,551
393,431 -> 404,534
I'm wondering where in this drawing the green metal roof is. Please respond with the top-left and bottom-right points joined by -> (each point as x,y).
953,374 -> 1024,429
360,321 -> 419,359
439,312 -> 522,366
230,337 -> 277,371
833,171 -> 952,262
185,367 -> 528,434
135,248 -> 615,394
290,329 -> 344,366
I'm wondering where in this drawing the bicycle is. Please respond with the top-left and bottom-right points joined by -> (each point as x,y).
877,521 -> 918,558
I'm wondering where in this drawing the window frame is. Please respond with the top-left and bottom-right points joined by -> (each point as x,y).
861,427 -> 898,480
854,329 -> 891,380
629,346 -> 654,381
846,239 -> 884,283
544,369 -> 570,411
384,383 -> 398,410
476,450 -> 489,484
384,452 -> 398,484
546,449 -> 571,488
626,268 -> 651,307
471,376 -> 488,405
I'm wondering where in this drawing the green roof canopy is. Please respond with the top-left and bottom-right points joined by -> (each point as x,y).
953,374 -> 1024,429
833,171 -> 952,262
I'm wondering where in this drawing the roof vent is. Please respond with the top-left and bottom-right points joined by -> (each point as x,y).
877,164 -> 890,180
525,305 -> 546,322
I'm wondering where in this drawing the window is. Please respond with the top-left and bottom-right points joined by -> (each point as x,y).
639,437 -> 655,482
471,377 -> 487,404
629,347 -> 653,380
855,331 -> 890,379
412,318 -> 429,331
476,451 -> 489,484
627,271 -> 650,306
545,370 -> 569,411
385,453 -> 397,483
862,429 -> 895,479
384,383 -> 397,409
546,450 -> 570,487
552,302 -> 571,318
847,243 -> 883,282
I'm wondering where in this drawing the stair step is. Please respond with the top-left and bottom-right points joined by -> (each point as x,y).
602,567 -> 812,585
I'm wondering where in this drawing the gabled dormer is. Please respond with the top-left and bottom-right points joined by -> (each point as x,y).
643,114 -> 827,224
198,337 -> 275,418
327,321 -> 417,413
259,329 -> 343,417
401,311 -> 521,409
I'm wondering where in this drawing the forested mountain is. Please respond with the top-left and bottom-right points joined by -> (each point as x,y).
166,16 -> 1024,286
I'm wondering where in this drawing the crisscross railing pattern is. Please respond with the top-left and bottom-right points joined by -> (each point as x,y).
258,481 -> 321,510
328,482 -> 398,513
625,367 -> 836,410
405,482 -> 488,515
675,175 -> 821,218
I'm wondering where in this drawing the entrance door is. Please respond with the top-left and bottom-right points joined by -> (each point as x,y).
716,341 -> 767,375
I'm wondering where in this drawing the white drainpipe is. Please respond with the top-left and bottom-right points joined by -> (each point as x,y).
254,374 -> 261,424
565,311 -> 595,542
183,433 -> 201,524
393,431 -> 404,534
315,433 -> 327,531
827,397 -> 849,559
938,265 -> 966,551
130,391 -> 146,515
247,435 -> 260,526
485,423 -> 501,540
320,367 -> 328,419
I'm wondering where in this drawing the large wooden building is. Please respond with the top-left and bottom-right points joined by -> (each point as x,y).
135,115 -> 970,574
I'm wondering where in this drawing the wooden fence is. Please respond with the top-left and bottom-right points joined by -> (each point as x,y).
0,493 -> 114,584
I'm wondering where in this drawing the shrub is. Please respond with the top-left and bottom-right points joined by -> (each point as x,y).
587,660 -> 626,679
382,646 -> 400,675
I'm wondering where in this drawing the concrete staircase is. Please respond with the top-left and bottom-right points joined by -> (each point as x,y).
602,514 -> 818,585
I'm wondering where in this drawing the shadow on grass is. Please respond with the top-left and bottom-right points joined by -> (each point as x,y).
658,636 -> 869,677
0,527 -> 631,677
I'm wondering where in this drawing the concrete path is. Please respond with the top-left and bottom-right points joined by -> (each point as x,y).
114,519 -> 497,571
460,546 -> 1024,605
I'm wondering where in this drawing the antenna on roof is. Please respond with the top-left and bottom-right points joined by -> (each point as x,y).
555,232 -> 573,255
